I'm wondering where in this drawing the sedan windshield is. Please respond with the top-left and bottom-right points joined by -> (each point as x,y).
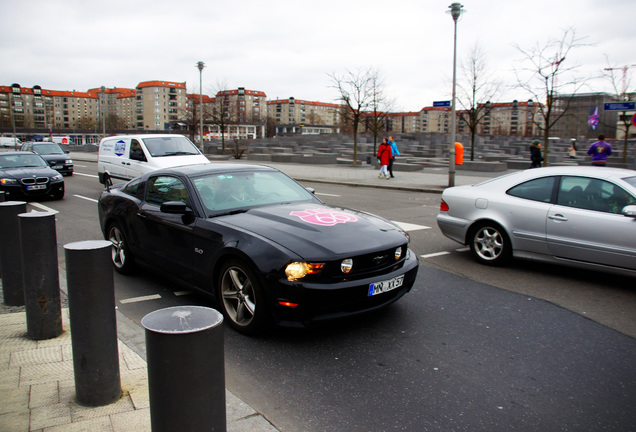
142,136 -> 200,157
33,143 -> 65,155
0,154 -> 48,168
193,170 -> 316,214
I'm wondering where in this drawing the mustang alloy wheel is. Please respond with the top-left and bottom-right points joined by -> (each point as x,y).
217,259 -> 269,334
108,224 -> 135,274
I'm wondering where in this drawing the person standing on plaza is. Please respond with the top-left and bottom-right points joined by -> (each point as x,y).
587,134 -> 612,166
377,138 -> 393,179
529,140 -> 543,168
387,135 -> 400,178
569,139 -> 577,159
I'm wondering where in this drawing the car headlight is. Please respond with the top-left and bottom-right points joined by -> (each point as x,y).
394,247 -> 403,261
65,159 -> 73,164
51,174 -> 63,181
0,178 -> 18,185
285,262 -> 324,281
341,258 -> 353,274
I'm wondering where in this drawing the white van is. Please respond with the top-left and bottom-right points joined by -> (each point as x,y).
0,136 -> 22,147
97,134 -> 210,184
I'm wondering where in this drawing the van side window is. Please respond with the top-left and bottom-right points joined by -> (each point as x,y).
130,140 -> 146,162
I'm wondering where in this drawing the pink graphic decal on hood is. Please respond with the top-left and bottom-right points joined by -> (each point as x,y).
290,209 -> 359,226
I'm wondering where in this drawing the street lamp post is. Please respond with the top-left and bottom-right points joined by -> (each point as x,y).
447,2 -> 464,187
100,86 -> 106,136
196,61 -> 205,150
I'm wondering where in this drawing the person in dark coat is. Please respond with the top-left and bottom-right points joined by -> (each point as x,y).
529,139 -> 543,168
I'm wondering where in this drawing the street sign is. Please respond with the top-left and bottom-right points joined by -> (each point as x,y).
433,101 -> 451,107
603,102 -> 635,111
632,113 -> 636,128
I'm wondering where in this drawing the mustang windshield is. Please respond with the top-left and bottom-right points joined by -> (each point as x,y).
142,136 -> 201,157
193,170 -> 317,214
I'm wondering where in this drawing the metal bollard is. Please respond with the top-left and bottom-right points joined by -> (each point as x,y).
19,212 -> 63,340
64,240 -> 121,406
142,306 -> 226,432
0,201 -> 27,306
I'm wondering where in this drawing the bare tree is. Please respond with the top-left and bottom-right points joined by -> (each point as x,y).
603,59 -> 636,164
209,81 -> 238,154
514,27 -> 589,165
329,67 -> 379,166
457,44 -> 501,161
366,71 -> 394,155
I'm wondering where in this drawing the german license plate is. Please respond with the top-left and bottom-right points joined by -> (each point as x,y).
368,274 -> 404,296
52,165 -> 63,169
27,185 -> 46,190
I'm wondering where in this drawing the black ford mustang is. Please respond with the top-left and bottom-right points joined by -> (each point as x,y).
98,163 -> 419,334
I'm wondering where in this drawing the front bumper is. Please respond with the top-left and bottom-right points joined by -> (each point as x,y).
0,180 -> 64,199
270,249 -> 419,325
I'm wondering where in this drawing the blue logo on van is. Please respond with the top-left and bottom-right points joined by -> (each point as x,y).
114,140 -> 126,157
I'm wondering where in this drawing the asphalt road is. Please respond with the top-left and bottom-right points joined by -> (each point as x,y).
15,161 -> 636,431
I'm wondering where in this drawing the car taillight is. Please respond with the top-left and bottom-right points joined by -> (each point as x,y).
440,199 -> 449,212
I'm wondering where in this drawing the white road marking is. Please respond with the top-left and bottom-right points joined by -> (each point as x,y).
173,291 -> 193,296
120,294 -> 161,304
28,202 -> 58,214
73,172 -> 98,178
421,251 -> 450,259
74,194 -> 98,203
456,247 -> 470,252
394,221 -> 430,231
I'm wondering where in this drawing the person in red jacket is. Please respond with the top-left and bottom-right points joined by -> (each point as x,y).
377,138 -> 393,179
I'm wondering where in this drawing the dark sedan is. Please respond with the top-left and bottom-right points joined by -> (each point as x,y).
0,151 -> 65,200
98,163 -> 419,334
20,141 -> 74,176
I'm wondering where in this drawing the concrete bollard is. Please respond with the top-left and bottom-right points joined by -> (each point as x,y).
64,240 -> 121,406
19,212 -> 63,340
0,201 -> 27,306
142,306 -> 226,432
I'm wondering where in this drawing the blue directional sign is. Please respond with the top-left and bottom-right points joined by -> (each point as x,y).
603,102 -> 635,111
433,101 -> 451,107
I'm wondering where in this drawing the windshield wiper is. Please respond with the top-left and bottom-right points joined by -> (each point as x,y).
211,209 -> 249,217
162,151 -> 196,156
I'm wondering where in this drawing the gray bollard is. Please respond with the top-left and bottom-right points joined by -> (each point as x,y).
64,240 -> 121,406
142,306 -> 226,432
0,201 -> 27,306
19,212 -> 63,340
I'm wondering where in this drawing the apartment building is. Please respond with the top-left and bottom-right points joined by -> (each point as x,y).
479,100 -> 543,136
216,87 -> 266,123
133,81 -> 188,130
267,97 -> 341,127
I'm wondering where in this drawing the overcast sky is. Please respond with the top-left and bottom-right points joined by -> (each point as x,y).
1,0 -> 635,111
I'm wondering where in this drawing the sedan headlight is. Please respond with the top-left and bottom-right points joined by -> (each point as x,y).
0,178 -> 18,185
285,262 -> 324,281
51,174 -> 63,181
65,159 -> 73,164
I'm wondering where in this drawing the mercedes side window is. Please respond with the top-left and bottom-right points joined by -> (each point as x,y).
507,176 -> 555,203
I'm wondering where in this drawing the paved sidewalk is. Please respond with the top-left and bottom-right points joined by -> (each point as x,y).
0,152 -> 506,432
0,305 -> 279,432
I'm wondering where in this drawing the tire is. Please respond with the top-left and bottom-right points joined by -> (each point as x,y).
469,222 -> 511,266
217,258 -> 270,335
107,223 -> 135,274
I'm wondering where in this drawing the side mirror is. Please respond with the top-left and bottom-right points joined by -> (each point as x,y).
160,201 -> 191,214
622,205 -> 636,218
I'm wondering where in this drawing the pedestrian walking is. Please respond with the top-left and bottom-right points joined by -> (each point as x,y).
568,139 -> 577,159
377,138 -> 392,179
529,140 -> 543,168
587,134 -> 612,166
387,135 -> 400,178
